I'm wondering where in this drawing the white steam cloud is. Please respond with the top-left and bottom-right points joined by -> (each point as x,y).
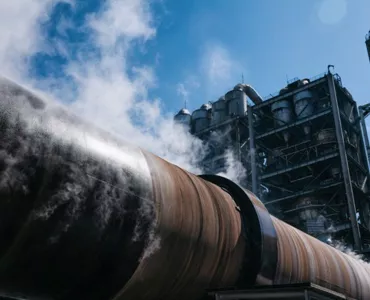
217,149 -> 247,186
331,240 -> 369,264
0,0 -> 55,78
0,0 -> 205,174
200,43 -> 244,100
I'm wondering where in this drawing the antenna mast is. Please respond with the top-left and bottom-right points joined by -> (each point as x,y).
366,30 -> 370,62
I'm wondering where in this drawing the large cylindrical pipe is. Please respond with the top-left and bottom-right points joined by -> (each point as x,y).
1,78 -> 370,300
0,78 -> 246,300
272,217 -> 370,298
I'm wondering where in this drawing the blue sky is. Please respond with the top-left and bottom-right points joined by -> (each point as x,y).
154,0 -> 370,112
26,0 -> 370,112
0,0 -> 369,170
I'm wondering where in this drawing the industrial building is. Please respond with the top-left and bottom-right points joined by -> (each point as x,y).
175,67 -> 370,253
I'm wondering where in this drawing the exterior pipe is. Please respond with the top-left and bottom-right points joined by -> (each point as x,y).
234,84 -> 263,105
1,77 -> 370,300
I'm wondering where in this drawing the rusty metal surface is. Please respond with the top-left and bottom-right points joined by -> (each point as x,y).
202,171 -> 370,300
272,216 -> 370,299
199,175 -> 278,286
114,155 -> 246,300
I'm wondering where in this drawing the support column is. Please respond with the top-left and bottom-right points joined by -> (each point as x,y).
359,107 -> 370,168
328,73 -> 362,250
235,119 -> 241,162
248,106 -> 258,196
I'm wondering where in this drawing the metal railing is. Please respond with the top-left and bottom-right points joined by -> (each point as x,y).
263,71 -> 327,100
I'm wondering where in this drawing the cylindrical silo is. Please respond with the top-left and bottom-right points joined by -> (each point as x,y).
174,108 -> 191,128
210,96 -> 227,125
191,103 -> 211,133
293,89 -> 315,135
271,100 -> 294,143
225,85 -> 247,118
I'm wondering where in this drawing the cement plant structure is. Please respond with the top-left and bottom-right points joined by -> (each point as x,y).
175,67 -> 370,253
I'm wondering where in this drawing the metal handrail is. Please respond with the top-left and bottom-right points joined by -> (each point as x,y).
262,71 -> 327,100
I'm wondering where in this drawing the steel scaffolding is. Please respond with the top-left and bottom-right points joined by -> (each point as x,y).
187,68 -> 370,251
250,70 -> 370,251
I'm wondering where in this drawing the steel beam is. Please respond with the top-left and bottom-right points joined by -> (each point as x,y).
359,106 -> 370,169
248,106 -> 258,195
260,152 -> 339,180
327,73 -> 362,251
264,182 -> 342,206
256,109 -> 331,140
